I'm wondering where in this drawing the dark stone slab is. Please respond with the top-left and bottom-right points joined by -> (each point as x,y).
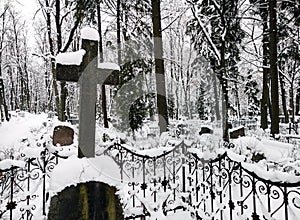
56,64 -> 81,82
199,127 -> 213,135
229,127 -> 245,139
48,181 -> 124,220
53,126 -> 74,146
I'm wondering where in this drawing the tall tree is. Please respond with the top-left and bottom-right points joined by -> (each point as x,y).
187,0 -> 244,141
0,4 -> 9,121
248,0 -> 270,129
269,0 -> 279,135
151,0 -> 169,133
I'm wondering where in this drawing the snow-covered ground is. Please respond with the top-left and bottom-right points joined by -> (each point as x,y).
1,112 -> 300,219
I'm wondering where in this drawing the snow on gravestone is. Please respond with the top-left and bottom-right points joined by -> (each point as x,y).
47,156 -> 124,220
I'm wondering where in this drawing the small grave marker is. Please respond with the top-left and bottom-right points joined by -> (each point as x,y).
56,27 -> 119,158
52,126 -> 74,146
229,126 -> 245,139
199,126 -> 213,135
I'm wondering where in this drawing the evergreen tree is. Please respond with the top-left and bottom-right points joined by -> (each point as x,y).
114,57 -> 153,133
187,0 -> 245,140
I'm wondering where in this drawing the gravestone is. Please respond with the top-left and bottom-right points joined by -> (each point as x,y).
56,27 -> 119,158
229,126 -> 245,139
199,126 -> 213,135
52,126 -> 74,146
48,181 -> 124,220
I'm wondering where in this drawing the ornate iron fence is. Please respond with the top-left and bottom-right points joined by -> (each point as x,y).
103,141 -> 191,218
0,147 -> 67,220
0,141 -> 300,220
104,141 -> 300,220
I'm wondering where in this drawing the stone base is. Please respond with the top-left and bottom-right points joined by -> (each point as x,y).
48,181 -> 123,220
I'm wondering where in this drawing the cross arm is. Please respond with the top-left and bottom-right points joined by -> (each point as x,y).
55,49 -> 86,82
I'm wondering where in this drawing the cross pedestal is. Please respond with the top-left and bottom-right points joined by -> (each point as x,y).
56,29 -> 119,158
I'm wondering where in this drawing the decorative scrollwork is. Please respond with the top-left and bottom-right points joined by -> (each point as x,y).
241,174 -> 252,188
237,200 -> 248,210
257,182 -> 269,195
270,187 -> 281,200
232,171 -> 242,184
223,142 -> 235,149
287,189 -> 300,209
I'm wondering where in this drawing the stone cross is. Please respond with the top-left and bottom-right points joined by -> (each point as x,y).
56,27 -> 119,158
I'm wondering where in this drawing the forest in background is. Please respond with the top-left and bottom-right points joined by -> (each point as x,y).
0,0 -> 299,140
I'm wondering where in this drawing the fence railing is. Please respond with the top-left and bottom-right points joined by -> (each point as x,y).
104,141 -> 300,220
0,141 -> 300,220
0,147 -> 67,220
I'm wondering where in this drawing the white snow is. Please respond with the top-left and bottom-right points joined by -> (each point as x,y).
98,62 -> 120,71
135,146 -> 175,157
22,147 -> 44,159
256,139 -> 294,162
0,159 -> 25,170
81,27 -> 99,41
55,49 -> 86,65
228,125 -> 244,132
231,136 -> 260,151
242,162 -> 300,183
0,112 -> 49,151
188,147 -> 218,160
47,155 -> 121,197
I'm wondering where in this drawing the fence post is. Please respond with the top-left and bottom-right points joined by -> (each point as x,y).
228,160 -> 233,220
42,150 -> 46,216
218,160 -> 223,220
284,186 -> 288,220
9,168 -> 14,220
26,160 -> 31,220
251,176 -> 259,220
209,162 -> 214,214
239,166 -> 244,216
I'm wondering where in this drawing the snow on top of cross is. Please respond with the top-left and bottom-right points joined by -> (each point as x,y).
98,62 -> 120,71
81,27 -> 99,41
56,49 -> 86,66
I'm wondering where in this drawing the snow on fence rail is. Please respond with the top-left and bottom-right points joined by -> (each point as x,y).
0,141 -> 300,220
104,141 -> 300,220
0,147 -> 67,220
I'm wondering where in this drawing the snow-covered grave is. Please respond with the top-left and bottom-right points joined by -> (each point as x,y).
56,26 -> 120,158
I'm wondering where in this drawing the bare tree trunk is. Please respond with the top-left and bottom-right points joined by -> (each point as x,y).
269,0 -> 279,135
151,0 -> 169,133
42,0 -> 60,118
279,70 -> 288,123
212,64 -> 221,121
220,40 -> 229,141
260,0 -> 269,129
234,82 -> 241,119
